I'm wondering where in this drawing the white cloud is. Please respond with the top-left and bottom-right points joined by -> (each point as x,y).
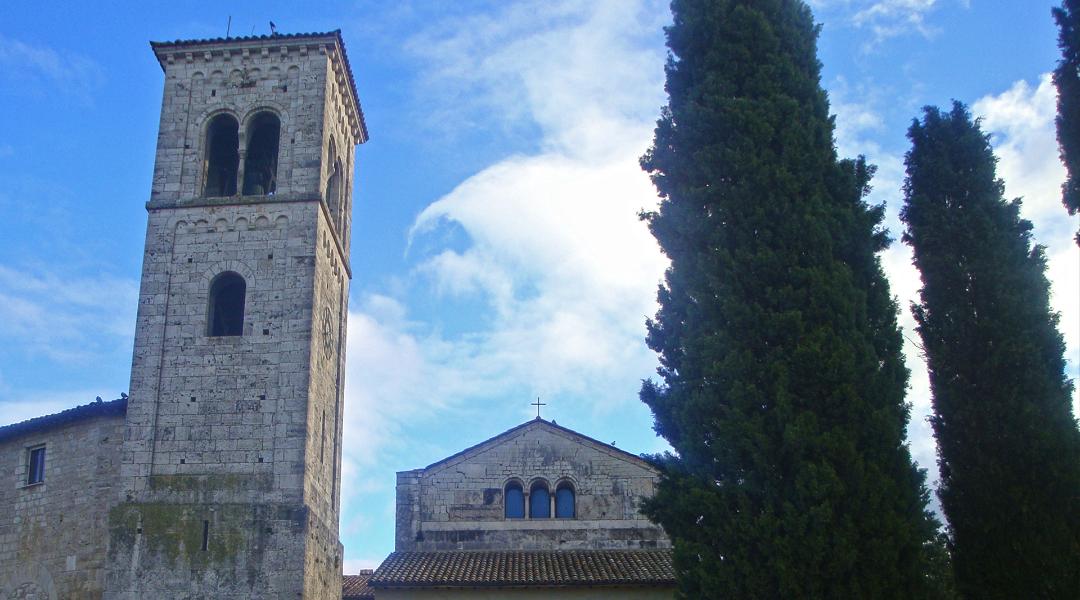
0,265 -> 138,364
974,74 -> 1080,414
0,392 -> 109,426
832,72 -> 1080,491
338,0 -> 669,557
0,35 -> 104,102
810,0 -> 963,45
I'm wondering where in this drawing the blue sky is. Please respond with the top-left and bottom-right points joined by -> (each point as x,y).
1,0 -> 1076,571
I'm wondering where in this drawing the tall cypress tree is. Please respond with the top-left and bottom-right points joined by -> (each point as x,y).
902,103 -> 1080,599
639,1 -> 938,596
1053,0 -> 1080,243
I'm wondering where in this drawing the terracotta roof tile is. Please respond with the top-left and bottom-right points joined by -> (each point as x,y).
342,570 -> 375,599
370,550 -> 675,588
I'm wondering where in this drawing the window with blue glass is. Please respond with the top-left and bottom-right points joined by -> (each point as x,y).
529,482 -> 550,519
555,482 -> 575,518
504,482 -> 525,519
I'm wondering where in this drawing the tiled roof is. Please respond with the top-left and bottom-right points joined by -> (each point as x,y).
342,570 -> 375,599
149,30 -> 368,143
370,550 -> 675,588
0,397 -> 128,443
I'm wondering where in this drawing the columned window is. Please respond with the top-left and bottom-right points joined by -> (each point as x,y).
555,482 -> 575,518
242,112 -> 280,195
529,481 -> 550,519
203,114 -> 239,196
504,481 -> 525,519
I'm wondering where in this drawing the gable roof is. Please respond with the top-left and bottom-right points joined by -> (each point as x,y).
421,417 -> 657,473
370,550 -> 675,589
342,570 -> 375,599
0,397 -> 128,443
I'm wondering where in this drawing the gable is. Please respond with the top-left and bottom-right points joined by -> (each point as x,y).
394,419 -> 669,552
424,418 -> 658,477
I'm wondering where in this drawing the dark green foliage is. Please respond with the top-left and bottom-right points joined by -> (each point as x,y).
639,0 -> 940,596
902,103 -> 1080,600
1054,0 -> 1080,243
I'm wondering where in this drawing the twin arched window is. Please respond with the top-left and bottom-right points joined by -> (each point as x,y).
204,114 -> 239,196
208,272 -> 246,336
504,480 -> 575,519
202,112 -> 280,197
242,112 -> 280,195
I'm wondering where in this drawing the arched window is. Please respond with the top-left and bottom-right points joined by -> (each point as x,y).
529,481 -> 550,519
325,137 -> 343,222
203,114 -> 239,196
207,272 -> 246,336
242,112 -> 280,195
555,482 -> 575,518
504,482 -> 524,519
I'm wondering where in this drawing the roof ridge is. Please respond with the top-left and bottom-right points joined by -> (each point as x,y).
421,417 -> 656,472
0,397 -> 128,443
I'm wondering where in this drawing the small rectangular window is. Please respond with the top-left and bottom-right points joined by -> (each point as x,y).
27,446 -> 45,485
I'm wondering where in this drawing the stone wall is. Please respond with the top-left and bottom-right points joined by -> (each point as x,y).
395,420 -> 670,551
106,33 -> 359,600
0,414 -> 125,600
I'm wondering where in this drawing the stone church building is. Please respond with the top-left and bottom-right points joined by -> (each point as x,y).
0,31 -> 674,599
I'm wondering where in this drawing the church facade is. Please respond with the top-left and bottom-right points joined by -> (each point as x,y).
0,29 -> 673,600
369,418 -> 675,598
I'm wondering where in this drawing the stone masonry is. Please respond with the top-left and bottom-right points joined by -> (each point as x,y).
395,419 -> 671,552
104,31 -> 366,600
0,403 -> 127,599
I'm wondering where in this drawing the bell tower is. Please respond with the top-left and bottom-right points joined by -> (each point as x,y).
106,31 -> 366,599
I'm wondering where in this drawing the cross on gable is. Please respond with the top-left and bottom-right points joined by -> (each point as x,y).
531,397 -> 546,419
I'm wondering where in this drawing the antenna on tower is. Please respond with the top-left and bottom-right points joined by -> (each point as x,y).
225,16 -> 232,39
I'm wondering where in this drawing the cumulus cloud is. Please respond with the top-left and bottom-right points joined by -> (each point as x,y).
974,74 -> 1080,413
831,72 -> 1080,490
338,0 -> 669,559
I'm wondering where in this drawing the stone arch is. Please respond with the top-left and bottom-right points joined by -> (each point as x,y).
241,110 -> 281,195
207,271 -> 247,337
201,260 -> 255,287
503,477 -> 525,519
201,110 -> 240,197
555,478 -> 577,519
528,478 -> 552,519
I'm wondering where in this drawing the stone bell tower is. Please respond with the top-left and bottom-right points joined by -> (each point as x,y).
105,31 -> 366,599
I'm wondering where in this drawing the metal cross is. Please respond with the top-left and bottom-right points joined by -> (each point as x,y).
531,397 -> 546,419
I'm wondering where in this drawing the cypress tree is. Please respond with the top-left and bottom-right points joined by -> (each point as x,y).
639,1 -> 938,596
1053,0 -> 1080,243
901,103 -> 1080,599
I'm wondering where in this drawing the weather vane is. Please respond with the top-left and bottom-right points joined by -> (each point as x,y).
531,397 -> 546,419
